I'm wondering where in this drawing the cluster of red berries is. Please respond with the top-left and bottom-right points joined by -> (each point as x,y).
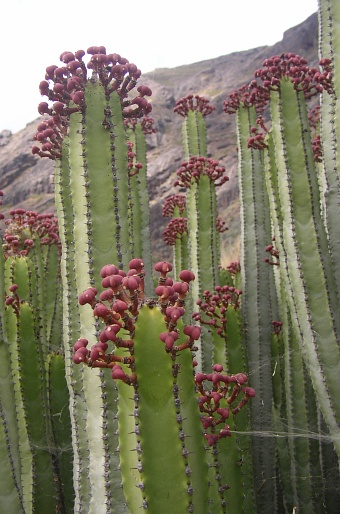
162,194 -> 187,218
124,116 -> 156,135
72,260 -> 201,380
163,217 -> 188,246
126,142 -> 143,177
32,46 -> 152,160
2,208 -> 60,258
224,53 -> 333,116
193,286 -> 242,338
254,53 -> 333,98
174,156 -> 229,188
216,217 -> 228,234
195,365 -> 255,446
223,83 -> 269,114
264,243 -> 279,266
174,94 -> 215,117
226,261 -> 241,276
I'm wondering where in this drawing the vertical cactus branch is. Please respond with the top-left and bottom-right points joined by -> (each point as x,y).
318,0 -> 340,300
174,156 -> 229,371
224,47 -> 340,510
162,194 -> 188,281
0,203 -> 73,514
174,94 -> 214,159
224,90 -> 277,510
33,47 -> 156,512
262,61 -> 340,459
125,116 -> 155,295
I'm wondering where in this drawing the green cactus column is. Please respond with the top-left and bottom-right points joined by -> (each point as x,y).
268,74 -> 340,460
224,83 -> 281,510
173,96 -> 229,372
318,0 -> 340,300
162,194 -> 188,280
193,286 -> 256,513
0,206 -> 73,514
224,51 -> 340,510
124,116 -> 155,295
33,47 -> 155,513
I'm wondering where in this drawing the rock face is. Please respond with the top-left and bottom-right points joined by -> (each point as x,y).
0,13 -> 318,263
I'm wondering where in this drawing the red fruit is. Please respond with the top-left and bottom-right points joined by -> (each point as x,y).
243,387 -> 256,398
217,407 -> 230,419
183,325 -> 201,340
93,303 -> 111,319
212,363 -> 223,372
111,365 -> 127,381
179,270 -> 195,283
73,338 -> 89,351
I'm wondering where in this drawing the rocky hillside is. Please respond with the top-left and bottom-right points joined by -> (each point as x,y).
0,13 -> 318,263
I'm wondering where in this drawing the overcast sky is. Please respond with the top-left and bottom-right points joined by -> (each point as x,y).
0,0 -> 317,134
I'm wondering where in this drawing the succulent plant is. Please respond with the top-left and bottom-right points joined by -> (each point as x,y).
1,0 -> 340,512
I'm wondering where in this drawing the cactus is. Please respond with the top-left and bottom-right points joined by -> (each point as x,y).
2,1 -> 340,510
0,206 -> 73,513
222,9 -> 340,508
71,259 -> 254,513
28,47 -> 255,514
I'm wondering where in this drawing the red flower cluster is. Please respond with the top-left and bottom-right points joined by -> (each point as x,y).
32,47 -> 152,159
254,53 -> 333,98
216,216 -> 228,234
264,243 -> 279,266
223,83 -> 269,114
124,116 -> 156,135
162,194 -> 187,218
2,208 -> 60,258
193,286 -> 242,337
224,53 -> 334,115
72,259 -> 200,378
226,261 -> 241,276
174,156 -> 229,188
163,217 -> 188,246
174,94 -> 215,117
126,142 -> 143,177
195,365 -> 255,446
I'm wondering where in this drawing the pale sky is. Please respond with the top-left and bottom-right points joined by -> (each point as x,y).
0,0 -> 317,134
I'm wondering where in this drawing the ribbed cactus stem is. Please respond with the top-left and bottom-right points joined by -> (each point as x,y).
194,290 -> 255,512
234,103 -> 276,509
0,397 -> 25,512
54,154 -> 92,511
125,119 -> 154,295
175,158 -> 228,372
48,353 -> 74,512
318,0 -> 340,301
0,251 -> 25,512
4,257 -> 58,512
162,194 -> 188,282
173,96 -> 228,372
33,47 -> 155,512
269,80 -> 340,460
174,94 -> 215,159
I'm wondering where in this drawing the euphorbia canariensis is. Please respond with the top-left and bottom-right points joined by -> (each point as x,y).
2,2 -> 339,511
223,33 -> 340,510
72,259 -> 254,513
